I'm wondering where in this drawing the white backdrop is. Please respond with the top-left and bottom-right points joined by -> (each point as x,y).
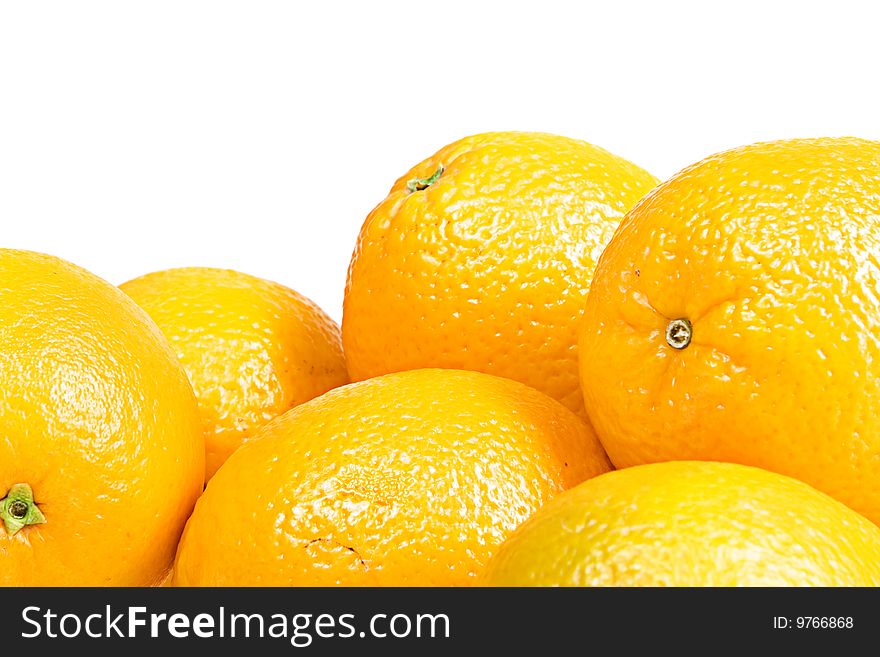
2,1 -> 878,321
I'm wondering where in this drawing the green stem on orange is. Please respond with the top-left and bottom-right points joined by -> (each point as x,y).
665,318 -> 693,350
1,483 -> 46,536
406,164 -> 445,193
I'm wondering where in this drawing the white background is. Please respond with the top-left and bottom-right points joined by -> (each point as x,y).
2,1 -> 878,322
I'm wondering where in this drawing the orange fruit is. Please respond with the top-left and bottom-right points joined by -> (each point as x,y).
579,137 -> 880,524
172,368 -> 611,586
482,461 -> 880,586
0,249 -> 204,586
120,267 -> 348,481
343,131 -> 657,417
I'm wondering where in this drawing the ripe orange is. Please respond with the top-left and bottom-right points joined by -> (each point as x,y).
172,368 -> 612,586
343,131 -> 657,417
481,461 -> 880,586
579,137 -> 880,525
120,267 -> 348,481
0,249 -> 204,586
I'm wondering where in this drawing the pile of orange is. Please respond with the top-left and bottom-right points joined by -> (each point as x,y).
3,132 -> 880,587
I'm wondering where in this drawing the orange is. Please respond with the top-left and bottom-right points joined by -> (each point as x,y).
579,137 -> 880,525
120,267 -> 348,481
343,131 -> 657,417
482,461 -> 880,586
0,249 -> 204,586
172,368 -> 611,586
